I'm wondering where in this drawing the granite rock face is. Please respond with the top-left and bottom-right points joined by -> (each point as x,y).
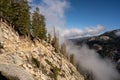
0,22 -> 84,80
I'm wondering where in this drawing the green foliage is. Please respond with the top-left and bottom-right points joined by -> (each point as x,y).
51,28 -> 59,53
0,0 -> 12,19
60,43 -> 66,55
47,33 -> 51,43
41,64 -> 47,74
49,66 -> 60,80
0,0 -> 48,39
0,0 -> 30,36
0,43 -> 3,49
14,0 -> 30,36
45,59 -> 52,66
31,57 -> 40,68
52,66 -> 60,74
60,73 -> 65,77
0,42 -> 3,53
70,54 -> 74,65
32,8 -> 46,40
69,67 -> 74,75
45,59 -> 61,80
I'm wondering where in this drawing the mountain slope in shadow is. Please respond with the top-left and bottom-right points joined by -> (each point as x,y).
70,29 -> 120,72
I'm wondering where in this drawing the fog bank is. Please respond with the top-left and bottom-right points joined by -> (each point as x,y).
66,42 -> 120,80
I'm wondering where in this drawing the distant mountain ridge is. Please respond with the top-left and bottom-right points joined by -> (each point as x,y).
70,29 -> 120,72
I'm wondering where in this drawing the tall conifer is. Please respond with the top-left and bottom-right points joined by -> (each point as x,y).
32,7 -> 46,39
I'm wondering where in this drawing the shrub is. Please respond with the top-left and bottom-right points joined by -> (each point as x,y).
0,43 -> 3,53
60,73 -> 65,78
31,57 -> 40,68
0,43 -> 3,49
70,54 -> 74,65
69,67 -> 74,75
45,59 -> 52,66
49,66 -> 60,80
41,64 -> 47,74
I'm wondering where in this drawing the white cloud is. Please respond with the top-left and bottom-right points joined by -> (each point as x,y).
115,30 -> 120,36
37,0 -> 70,32
61,25 -> 105,40
85,25 -> 105,35
61,29 -> 85,39
66,43 -> 120,80
30,0 -> 105,41
28,0 -> 33,2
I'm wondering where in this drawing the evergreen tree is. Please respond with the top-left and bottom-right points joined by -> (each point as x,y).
32,7 -> 46,39
14,0 -> 30,36
47,33 -> 52,43
60,42 -> 66,55
70,54 -> 75,65
0,0 -> 13,22
0,0 -> 4,18
52,27 -> 59,52
0,0 -> 30,36
0,0 -> 6,18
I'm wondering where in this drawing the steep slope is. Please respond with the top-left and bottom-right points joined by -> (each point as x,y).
0,22 -> 84,80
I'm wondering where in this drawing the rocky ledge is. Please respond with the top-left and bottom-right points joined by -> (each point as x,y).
0,22 -> 84,80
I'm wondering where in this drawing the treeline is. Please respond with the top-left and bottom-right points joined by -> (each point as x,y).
0,0 -> 75,66
0,0 -> 46,39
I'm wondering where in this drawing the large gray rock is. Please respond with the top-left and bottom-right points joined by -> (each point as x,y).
0,64 -> 34,80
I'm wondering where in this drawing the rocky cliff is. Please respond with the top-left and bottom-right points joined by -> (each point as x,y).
0,22 -> 84,80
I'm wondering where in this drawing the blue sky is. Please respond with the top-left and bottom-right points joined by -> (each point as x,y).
30,0 -> 120,38
66,0 -> 120,30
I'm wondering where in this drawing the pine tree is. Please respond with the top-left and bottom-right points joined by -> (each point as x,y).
70,54 -> 75,65
0,0 -> 6,18
47,33 -> 51,43
0,0 -> 4,18
38,14 -> 46,39
0,0 -> 13,22
52,27 -> 59,53
32,7 -> 46,40
60,42 -> 66,55
14,0 -> 30,36
0,0 -> 30,36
